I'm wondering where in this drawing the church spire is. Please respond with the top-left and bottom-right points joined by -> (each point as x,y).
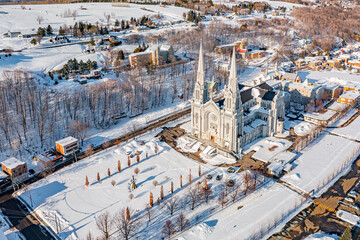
197,42 -> 205,85
229,47 -> 238,92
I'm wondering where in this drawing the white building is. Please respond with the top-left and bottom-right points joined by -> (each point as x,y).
190,45 -> 285,155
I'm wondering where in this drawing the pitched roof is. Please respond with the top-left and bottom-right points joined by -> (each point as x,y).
262,91 -> 276,101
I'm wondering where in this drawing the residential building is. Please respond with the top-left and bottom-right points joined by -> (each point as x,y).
303,110 -> 338,126
56,136 -> 79,156
129,44 -> 174,67
323,84 -> 340,100
1,158 -> 28,182
190,45 -> 285,155
338,91 -> 360,106
280,81 -> 324,105
281,73 -> 302,83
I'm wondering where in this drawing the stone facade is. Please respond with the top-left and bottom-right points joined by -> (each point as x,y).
191,45 -> 285,154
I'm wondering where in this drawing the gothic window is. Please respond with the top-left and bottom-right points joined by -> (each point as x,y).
195,113 -> 199,126
226,123 -> 230,135
196,90 -> 199,99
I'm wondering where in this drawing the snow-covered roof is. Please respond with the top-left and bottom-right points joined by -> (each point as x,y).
339,90 -> 360,100
304,110 -> 337,121
56,136 -> 78,146
1,157 -> 26,169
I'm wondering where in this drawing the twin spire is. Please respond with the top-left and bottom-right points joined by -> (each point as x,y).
196,43 -> 238,94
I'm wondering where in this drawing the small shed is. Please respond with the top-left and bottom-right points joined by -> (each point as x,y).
56,137 -> 79,156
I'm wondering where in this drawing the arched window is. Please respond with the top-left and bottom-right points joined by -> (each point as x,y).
226,123 -> 230,135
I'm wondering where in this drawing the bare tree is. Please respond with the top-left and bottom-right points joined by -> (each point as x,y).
114,208 -> 139,240
36,16 -> 44,24
176,213 -> 190,231
163,196 -> 179,215
218,191 -> 227,208
162,219 -> 176,239
145,204 -> 152,222
187,184 -> 202,210
86,231 -> 94,240
95,211 -> 113,240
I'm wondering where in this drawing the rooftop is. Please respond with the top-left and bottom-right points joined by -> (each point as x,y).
1,157 -> 26,169
56,136 -> 79,146
304,110 -> 337,121
340,90 -> 360,100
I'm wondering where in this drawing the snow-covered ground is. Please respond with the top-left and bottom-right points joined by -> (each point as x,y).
15,125 -> 252,239
179,181 -> 306,240
305,233 -> 339,240
331,113 -> 360,141
0,3 -> 188,35
282,133 -> 360,194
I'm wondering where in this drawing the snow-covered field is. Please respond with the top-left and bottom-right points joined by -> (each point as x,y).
15,126 -> 254,239
0,3 -> 187,35
179,181 -> 306,240
282,133 -> 360,194
331,113 -> 360,141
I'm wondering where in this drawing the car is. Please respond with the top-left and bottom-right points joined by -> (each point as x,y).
226,180 -> 235,187
227,167 -> 235,173
348,190 -> 359,199
344,197 -> 355,204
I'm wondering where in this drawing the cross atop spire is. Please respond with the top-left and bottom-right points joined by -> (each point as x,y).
229,46 -> 238,92
197,42 -> 205,85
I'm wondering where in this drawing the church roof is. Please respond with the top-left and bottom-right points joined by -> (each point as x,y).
262,91 -> 276,101
240,88 -> 253,103
257,82 -> 273,91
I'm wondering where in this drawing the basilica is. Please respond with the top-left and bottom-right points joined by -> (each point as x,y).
190,44 -> 285,154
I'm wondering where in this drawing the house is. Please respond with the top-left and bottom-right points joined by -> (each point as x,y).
1,158 -> 28,182
56,136 -> 79,156
281,73 -> 302,83
281,81 -> 324,105
214,39 -> 248,58
338,91 -> 360,107
308,60 -> 322,68
248,50 -> 266,59
129,44 -> 174,67
323,84 -> 340,100
3,30 -> 22,38
34,151 -> 63,168
348,60 -> 360,68
327,60 -> 341,68
295,59 -> 306,68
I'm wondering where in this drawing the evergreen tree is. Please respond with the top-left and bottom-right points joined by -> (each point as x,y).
59,26 -> 65,36
339,227 -> 352,240
46,25 -> 53,35
37,27 -> 46,37
118,50 -> 125,60
73,23 -> 78,37
90,37 -> 95,46
121,20 -> 125,29
115,19 -> 120,27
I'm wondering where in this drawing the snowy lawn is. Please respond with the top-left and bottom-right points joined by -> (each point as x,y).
331,113 -> 360,141
282,133 -> 360,194
179,181 -> 306,240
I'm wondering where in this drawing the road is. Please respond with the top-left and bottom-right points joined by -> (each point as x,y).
0,194 -> 55,240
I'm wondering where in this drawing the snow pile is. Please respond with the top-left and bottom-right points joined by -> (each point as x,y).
305,233 -> 339,240
294,122 -> 315,136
